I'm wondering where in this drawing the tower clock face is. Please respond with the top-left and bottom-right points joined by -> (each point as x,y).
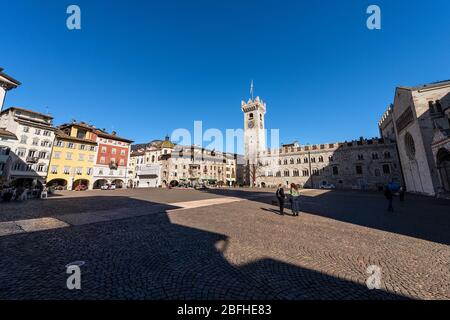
248,121 -> 254,128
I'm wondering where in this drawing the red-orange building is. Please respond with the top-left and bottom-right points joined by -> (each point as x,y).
92,129 -> 133,189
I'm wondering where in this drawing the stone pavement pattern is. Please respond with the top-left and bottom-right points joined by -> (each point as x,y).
0,188 -> 449,299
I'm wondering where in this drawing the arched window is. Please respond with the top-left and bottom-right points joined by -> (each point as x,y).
284,159 -> 288,165
248,113 -> 254,120
404,132 -> 416,160
329,155 -> 333,162
296,158 -> 301,164
311,157 -> 316,163
384,151 -> 391,159
302,169 -> 309,177
318,156 -> 323,162
278,159 -> 282,165
276,171 -> 281,177
332,166 -> 339,175
304,157 -> 308,163
290,158 -> 294,164
293,169 -> 299,176
284,170 -> 290,177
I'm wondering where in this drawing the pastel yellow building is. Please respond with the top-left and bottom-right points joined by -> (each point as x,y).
47,122 -> 98,190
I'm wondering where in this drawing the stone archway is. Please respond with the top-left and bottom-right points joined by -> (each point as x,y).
73,179 -> 89,191
112,179 -> 124,189
47,179 -> 68,190
436,148 -> 450,192
93,179 -> 108,189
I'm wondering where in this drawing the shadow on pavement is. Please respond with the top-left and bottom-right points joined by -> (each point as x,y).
201,187 -> 450,246
0,195 -> 408,300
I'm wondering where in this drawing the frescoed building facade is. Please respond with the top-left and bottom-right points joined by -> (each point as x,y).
92,129 -> 133,189
47,122 -> 98,190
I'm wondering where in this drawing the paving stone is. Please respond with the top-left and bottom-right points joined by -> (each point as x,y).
0,188 -> 448,300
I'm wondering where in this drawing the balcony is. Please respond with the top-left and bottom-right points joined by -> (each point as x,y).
26,156 -> 39,163
109,161 -> 118,170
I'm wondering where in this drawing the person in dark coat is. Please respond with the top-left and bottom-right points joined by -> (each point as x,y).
275,184 -> 286,215
384,185 -> 394,212
399,186 -> 405,203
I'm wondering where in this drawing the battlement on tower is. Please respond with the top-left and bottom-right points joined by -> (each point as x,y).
241,96 -> 266,113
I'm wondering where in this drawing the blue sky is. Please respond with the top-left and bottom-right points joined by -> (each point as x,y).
2,0 -> 450,151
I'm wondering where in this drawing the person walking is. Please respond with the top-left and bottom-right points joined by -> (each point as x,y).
384,185 -> 394,212
289,183 -> 301,216
399,186 -> 405,203
275,184 -> 286,215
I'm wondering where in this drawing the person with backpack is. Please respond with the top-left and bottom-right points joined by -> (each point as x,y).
289,183 -> 301,216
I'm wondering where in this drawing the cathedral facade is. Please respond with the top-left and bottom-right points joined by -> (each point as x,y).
379,80 -> 450,196
242,97 -> 403,190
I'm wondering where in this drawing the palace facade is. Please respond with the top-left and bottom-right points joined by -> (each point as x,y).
242,97 -> 403,190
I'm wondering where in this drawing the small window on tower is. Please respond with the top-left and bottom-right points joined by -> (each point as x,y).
249,113 -> 254,120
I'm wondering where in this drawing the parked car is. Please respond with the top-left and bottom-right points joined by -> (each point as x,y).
101,184 -> 116,190
319,183 -> 335,189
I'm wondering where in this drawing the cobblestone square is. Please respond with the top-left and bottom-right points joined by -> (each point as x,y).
0,188 -> 449,300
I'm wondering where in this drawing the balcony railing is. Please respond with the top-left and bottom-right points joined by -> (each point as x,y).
26,156 -> 39,163
109,161 -> 118,170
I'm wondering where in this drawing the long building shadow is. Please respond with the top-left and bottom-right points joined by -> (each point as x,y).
0,196 -> 408,300
200,187 -> 450,246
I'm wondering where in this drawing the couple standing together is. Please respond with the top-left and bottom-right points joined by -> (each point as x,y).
275,183 -> 301,216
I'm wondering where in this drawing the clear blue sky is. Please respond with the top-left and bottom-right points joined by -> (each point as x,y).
2,0 -> 450,150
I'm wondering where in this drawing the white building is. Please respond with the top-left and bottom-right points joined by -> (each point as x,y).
0,128 -> 18,185
130,136 -> 238,188
0,107 -> 55,186
380,80 -> 450,196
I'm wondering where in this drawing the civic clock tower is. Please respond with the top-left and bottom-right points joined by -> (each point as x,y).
241,96 -> 266,185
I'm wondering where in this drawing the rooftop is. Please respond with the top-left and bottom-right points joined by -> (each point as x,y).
0,107 -> 53,119
54,129 -> 97,145
94,129 -> 134,143
0,67 -> 21,90
398,79 -> 450,92
0,128 -> 18,139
